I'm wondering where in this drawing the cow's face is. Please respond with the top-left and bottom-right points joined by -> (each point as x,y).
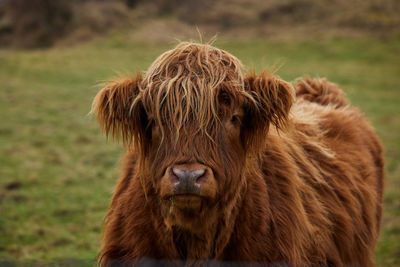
146,90 -> 248,231
92,42 -> 294,232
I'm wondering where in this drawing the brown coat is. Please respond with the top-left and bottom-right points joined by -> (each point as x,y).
92,42 -> 384,266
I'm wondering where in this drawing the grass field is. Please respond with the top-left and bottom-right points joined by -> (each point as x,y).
0,36 -> 399,266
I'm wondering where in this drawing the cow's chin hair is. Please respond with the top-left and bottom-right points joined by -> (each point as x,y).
162,195 -> 216,234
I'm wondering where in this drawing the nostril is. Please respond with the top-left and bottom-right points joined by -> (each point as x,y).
194,169 -> 207,185
170,168 -> 181,184
171,167 -> 186,181
195,170 -> 207,184
191,169 -> 206,180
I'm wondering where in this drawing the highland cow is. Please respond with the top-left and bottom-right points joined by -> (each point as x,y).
92,42 -> 384,266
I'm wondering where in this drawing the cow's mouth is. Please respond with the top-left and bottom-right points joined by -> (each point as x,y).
165,194 -> 204,210
162,193 -> 213,231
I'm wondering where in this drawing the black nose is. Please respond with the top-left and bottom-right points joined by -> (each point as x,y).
171,167 -> 206,194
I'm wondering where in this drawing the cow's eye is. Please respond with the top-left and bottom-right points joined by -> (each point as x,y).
230,115 -> 241,126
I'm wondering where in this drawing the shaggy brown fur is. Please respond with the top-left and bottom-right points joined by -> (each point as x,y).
92,42 -> 384,266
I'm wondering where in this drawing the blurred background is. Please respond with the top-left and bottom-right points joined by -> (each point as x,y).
0,0 -> 399,266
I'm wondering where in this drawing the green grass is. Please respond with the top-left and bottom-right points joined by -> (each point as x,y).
0,36 -> 399,266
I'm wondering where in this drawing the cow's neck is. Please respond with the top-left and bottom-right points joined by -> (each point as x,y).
219,163 -> 272,261
172,224 -> 217,259
169,179 -> 248,261
160,196 -> 242,262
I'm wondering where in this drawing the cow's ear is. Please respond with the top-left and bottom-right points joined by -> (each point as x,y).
91,72 -> 149,147
242,71 -> 294,150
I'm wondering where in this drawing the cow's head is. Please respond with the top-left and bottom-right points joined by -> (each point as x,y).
92,42 -> 294,233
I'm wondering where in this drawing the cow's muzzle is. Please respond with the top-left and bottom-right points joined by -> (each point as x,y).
160,163 -> 217,201
171,166 -> 206,195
